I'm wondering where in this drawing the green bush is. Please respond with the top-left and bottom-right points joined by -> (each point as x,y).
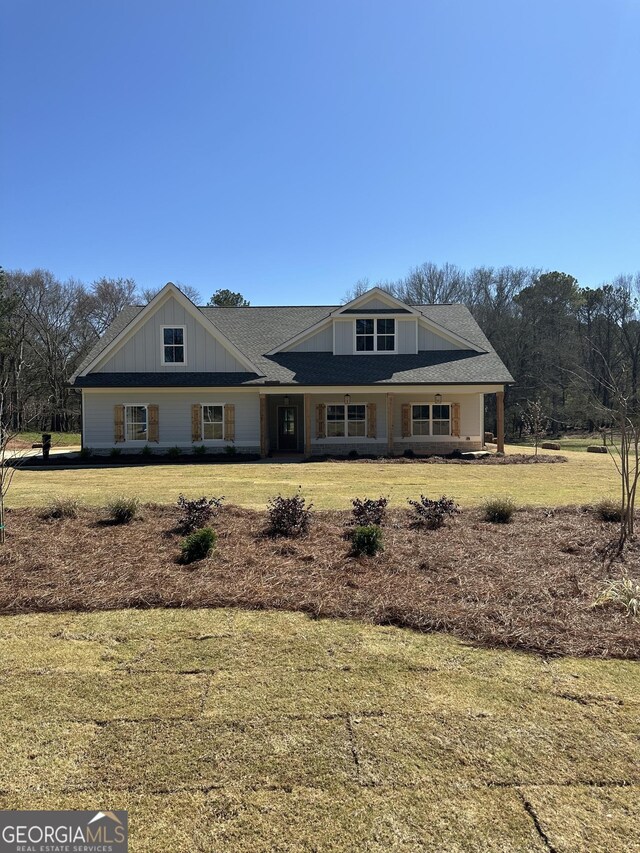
42,497 -> 80,520
192,444 -> 206,456
352,525 -> 383,556
481,496 -> 517,524
79,447 -> 93,460
109,447 -> 122,458
106,496 -> 139,524
595,499 -> 623,523
180,527 -> 217,563
224,444 -> 237,455
166,446 -> 182,459
141,444 -> 153,457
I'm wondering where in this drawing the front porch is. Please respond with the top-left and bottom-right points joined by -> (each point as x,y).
258,388 -> 505,458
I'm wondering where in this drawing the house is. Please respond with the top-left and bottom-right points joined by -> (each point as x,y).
71,283 -> 513,457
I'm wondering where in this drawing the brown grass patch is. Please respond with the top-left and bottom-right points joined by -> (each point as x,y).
0,504 -> 637,659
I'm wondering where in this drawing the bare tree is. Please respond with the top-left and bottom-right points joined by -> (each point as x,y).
520,398 -> 549,455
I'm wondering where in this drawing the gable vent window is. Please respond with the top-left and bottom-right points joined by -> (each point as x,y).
355,318 -> 395,352
162,326 -> 186,364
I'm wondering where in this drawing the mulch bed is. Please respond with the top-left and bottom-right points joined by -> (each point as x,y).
321,454 -> 568,465
0,505 -> 636,659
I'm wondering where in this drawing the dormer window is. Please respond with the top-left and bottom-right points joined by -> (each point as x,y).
355,318 -> 395,352
161,326 -> 186,364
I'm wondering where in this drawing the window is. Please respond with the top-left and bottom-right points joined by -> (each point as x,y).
411,405 -> 430,436
411,403 -> 451,436
432,404 -> 451,435
355,318 -> 395,352
203,405 -> 224,440
162,326 -> 185,363
326,404 -> 367,437
125,405 -> 148,441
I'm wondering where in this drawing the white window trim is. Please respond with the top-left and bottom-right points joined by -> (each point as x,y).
160,324 -> 187,366
201,402 -> 226,442
410,402 -> 452,439
353,317 -> 398,354
124,403 -> 149,443
323,402 -> 370,441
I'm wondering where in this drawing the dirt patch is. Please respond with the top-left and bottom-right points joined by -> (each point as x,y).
321,454 -> 568,465
0,505 -> 636,659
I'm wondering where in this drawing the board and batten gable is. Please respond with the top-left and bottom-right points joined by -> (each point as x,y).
94,296 -> 247,373
284,324 -> 333,353
418,323 -> 464,351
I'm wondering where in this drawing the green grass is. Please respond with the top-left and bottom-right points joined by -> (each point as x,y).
12,431 -> 81,447
0,608 -> 637,851
10,444 -> 619,509
510,435 -> 613,453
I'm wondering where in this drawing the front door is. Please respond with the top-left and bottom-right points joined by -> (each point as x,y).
277,406 -> 298,451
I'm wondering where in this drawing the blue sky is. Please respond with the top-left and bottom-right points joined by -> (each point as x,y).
1,0 -> 638,304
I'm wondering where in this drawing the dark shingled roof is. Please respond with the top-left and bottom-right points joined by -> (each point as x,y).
73,303 -> 514,388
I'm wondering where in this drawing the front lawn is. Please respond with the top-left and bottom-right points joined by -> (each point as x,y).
0,608 -> 637,852
9,445 -> 618,509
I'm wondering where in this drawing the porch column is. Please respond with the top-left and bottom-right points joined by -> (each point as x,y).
259,394 -> 268,457
304,393 -> 311,457
496,390 -> 505,453
386,393 -> 394,456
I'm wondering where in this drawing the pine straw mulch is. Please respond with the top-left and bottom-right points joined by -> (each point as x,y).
323,453 -> 568,464
0,504 -> 637,660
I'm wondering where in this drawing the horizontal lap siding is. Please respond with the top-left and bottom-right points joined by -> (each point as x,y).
96,296 -> 246,373
392,392 -> 481,440
310,393 -> 388,444
83,390 -> 260,449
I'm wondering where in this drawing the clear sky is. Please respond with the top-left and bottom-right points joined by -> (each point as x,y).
1,0 -> 638,304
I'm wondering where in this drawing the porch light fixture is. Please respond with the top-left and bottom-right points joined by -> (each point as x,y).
434,393 -> 442,404
284,395 -> 290,405
344,394 -> 351,405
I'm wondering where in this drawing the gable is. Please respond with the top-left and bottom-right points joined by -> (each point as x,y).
283,324 -> 333,352
418,321 -> 465,351
93,295 -> 248,374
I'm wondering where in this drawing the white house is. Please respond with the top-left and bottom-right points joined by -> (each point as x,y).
71,284 -> 513,456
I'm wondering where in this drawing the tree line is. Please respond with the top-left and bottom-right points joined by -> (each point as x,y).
1,262 -> 639,435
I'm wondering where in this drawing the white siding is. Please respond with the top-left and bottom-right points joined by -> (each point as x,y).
286,325 -> 333,352
418,322 -> 464,351
397,319 -> 417,354
83,390 -> 260,449
334,320 -> 354,355
392,392 -> 482,440
96,296 -> 246,373
310,392 -> 388,442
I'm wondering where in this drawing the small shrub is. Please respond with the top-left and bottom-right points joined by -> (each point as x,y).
224,444 -> 237,456
42,497 -> 80,519
267,490 -> 313,537
595,499 -> 623,523
109,447 -> 122,458
347,449 -> 359,460
352,525 -> 383,556
79,447 -> 93,460
351,496 -> 388,527
481,496 -> 516,524
192,444 -> 206,456
166,446 -> 182,459
106,496 -> 139,524
408,494 -> 459,529
176,494 -> 224,533
141,444 -> 153,457
594,576 -> 640,618
403,448 -> 415,459
181,527 -> 217,563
